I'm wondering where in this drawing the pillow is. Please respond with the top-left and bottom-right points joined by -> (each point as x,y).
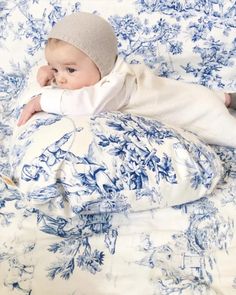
10,111 -> 223,215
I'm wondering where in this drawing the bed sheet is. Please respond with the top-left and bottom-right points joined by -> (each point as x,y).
0,0 -> 236,294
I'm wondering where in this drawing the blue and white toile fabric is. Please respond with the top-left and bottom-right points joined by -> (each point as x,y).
0,1 -> 236,294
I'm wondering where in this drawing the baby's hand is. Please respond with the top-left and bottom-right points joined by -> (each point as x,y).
17,95 -> 42,126
37,65 -> 55,86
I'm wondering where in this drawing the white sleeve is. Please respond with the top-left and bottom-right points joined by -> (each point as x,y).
40,72 -> 133,116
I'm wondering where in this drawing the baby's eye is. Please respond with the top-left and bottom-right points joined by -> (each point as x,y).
66,67 -> 77,73
52,68 -> 58,73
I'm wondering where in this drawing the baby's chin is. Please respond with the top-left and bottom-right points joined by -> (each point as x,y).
55,81 -> 96,90
56,85 -> 83,90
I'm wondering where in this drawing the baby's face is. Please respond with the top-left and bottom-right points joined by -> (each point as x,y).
45,41 -> 100,90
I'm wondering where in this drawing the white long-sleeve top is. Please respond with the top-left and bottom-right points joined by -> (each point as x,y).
40,57 -> 136,116
39,56 -> 236,147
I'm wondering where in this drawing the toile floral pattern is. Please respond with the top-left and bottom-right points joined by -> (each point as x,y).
0,0 -> 236,294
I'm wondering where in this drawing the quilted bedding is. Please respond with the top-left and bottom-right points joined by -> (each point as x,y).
0,1 -> 236,294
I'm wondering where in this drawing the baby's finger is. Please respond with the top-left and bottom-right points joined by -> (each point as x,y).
17,110 -> 32,126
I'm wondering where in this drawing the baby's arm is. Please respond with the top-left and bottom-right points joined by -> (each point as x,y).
17,72 -> 133,126
17,95 -> 42,126
17,66 -> 53,126
37,65 -> 55,86
40,72 -> 133,116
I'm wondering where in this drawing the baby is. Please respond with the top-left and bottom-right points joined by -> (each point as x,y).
18,12 -> 236,147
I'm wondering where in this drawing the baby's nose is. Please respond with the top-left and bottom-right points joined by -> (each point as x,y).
57,74 -> 66,84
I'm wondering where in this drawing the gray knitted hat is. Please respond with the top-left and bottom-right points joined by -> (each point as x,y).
48,12 -> 118,78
